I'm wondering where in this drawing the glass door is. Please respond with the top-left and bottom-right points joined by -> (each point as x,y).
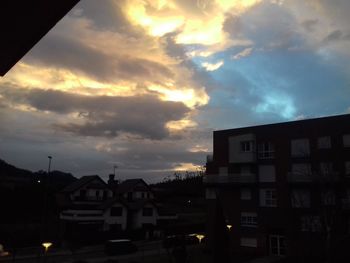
269,235 -> 286,256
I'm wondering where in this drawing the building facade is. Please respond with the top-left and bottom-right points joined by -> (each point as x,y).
205,114 -> 350,261
57,176 -> 177,242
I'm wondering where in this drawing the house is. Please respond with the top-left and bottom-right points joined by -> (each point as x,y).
58,175 -> 177,241
111,178 -> 177,231
205,114 -> 350,261
114,178 -> 155,202
57,175 -> 123,239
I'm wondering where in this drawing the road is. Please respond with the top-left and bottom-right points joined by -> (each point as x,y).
0,240 -> 190,263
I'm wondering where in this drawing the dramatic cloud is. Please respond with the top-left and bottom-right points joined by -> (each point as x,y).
0,86 -> 190,139
201,61 -> 224,71
232,47 -> 253,60
1,0 -> 350,181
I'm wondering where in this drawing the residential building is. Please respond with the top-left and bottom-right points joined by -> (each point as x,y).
57,175 -> 176,241
205,114 -> 350,261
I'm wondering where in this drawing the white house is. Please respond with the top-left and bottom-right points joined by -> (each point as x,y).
58,176 -> 177,236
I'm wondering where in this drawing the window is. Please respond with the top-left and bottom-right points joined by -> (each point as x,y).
240,141 -> 254,152
240,237 -> 257,248
292,163 -> 311,177
301,216 -> 322,232
259,165 -> 276,182
103,190 -> 108,200
127,192 -> 133,201
96,190 -> 100,197
206,188 -> 217,199
258,142 -> 275,159
219,166 -> 228,175
241,189 -> 252,200
317,136 -> 331,149
110,207 -> 123,216
147,192 -> 150,199
141,192 -> 145,199
322,191 -> 335,205
343,134 -> 350,147
270,235 -> 286,256
79,189 -> 86,199
260,189 -> 277,207
319,162 -> 333,176
345,162 -> 350,176
291,190 -> 310,208
241,212 -> 257,227
240,165 -> 251,174
142,207 -> 153,216
291,139 -> 310,157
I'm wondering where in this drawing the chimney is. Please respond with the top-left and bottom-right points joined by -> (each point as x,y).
108,174 -> 115,185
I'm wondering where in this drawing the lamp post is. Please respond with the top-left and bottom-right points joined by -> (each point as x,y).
226,224 -> 232,263
39,156 -> 52,263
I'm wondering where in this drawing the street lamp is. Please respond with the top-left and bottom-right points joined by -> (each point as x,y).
40,156 -> 52,262
42,242 -> 52,252
226,224 -> 232,231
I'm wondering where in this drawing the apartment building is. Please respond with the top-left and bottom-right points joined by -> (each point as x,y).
205,114 -> 350,261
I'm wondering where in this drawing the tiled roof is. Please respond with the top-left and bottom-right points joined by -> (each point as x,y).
61,175 -> 105,193
116,178 -> 149,193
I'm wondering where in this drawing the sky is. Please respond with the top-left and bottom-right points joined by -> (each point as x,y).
1,0 -> 350,182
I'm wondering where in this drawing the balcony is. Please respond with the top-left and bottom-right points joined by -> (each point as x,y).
203,173 -> 256,184
287,173 -> 339,183
60,209 -> 104,221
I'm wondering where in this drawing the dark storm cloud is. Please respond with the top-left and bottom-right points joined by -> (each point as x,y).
301,19 -> 318,32
73,0 -> 132,33
24,34 -> 174,83
0,87 -> 190,139
322,29 -> 350,44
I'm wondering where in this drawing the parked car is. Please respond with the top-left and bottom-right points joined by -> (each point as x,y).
104,239 -> 138,256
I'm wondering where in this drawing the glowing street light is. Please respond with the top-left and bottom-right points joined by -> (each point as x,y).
195,234 -> 205,243
226,224 -> 232,231
189,233 -> 205,243
42,242 -> 52,252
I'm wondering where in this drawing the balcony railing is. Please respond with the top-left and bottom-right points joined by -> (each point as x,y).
203,173 -> 256,184
60,210 -> 104,221
287,172 -> 339,183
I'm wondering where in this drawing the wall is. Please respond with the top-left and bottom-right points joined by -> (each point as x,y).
103,205 -> 127,230
132,204 -> 158,229
229,134 -> 256,163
